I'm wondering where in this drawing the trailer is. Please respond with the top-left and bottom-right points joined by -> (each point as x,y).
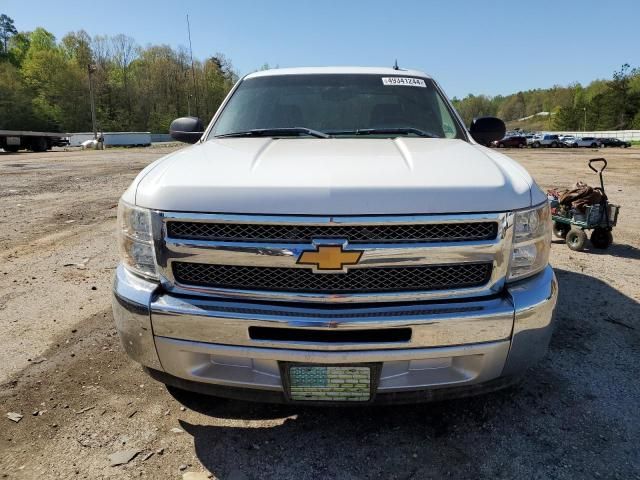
68,132 -> 151,147
0,130 -> 69,153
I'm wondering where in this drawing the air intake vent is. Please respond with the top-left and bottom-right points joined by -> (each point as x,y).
173,262 -> 492,294
167,221 -> 498,244
249,327 -> 412,343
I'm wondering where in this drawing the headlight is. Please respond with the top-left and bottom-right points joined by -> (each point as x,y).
118,200 -> 158,280
508,203 -> 551,281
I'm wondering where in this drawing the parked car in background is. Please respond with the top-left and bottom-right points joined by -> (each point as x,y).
560,135 -> 577,147
492,135 -> 527,148
525,134 -> 536,146
531,134 -> 561,148
574,137 -> 602,148
599,137 -> 631,148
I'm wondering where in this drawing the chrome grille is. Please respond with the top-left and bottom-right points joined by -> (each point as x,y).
167,221 -> 498,244
173,262 -> 492,294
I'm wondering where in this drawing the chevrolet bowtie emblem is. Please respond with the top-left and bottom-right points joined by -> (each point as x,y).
297,245 -> 363,272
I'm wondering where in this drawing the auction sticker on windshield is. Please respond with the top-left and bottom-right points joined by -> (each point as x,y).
382,77 -> 426,87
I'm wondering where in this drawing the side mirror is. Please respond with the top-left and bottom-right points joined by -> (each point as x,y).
169,117 -> 205,144
469,116 -> 506,146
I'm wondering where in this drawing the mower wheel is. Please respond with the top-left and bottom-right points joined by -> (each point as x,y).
566,228 -> 587,251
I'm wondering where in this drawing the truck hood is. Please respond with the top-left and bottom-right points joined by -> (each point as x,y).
133,138 -> 538,215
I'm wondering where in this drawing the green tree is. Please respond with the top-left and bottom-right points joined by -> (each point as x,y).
7,31 -> 29,66
27,27 -> 56,53
0,62 -> 48,130
451,94 -> 496,125
61,30 -> 92,67
607,63 -> 639,128
0,14 -> 17,54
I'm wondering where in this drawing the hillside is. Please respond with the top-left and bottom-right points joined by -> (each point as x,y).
506,113 -> 554,132
451,65 -> 640,131
0,15 -> 237,133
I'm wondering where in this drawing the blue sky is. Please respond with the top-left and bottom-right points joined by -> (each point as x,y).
2,0 -> 638,98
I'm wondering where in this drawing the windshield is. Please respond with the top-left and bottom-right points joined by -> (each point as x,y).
209,74 -> 466,140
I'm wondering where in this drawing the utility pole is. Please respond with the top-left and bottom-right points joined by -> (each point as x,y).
187,15 -> 199,117
583,107 -> 587,132
88,64 -> 98,139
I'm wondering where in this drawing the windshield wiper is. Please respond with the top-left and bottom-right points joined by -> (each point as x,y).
328,128 -> 438,138
215,127 -> 329,139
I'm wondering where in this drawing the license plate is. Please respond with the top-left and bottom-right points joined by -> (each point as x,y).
286,365 -> 373,402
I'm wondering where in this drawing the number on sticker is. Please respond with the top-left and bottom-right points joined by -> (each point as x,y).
382,77 -> 427,87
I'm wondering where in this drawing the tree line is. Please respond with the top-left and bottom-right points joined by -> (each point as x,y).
0,14 -> 237,133
451,64 -> 640,131
2,13 -> 639,134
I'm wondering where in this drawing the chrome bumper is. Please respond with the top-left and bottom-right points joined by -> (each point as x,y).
112,264 -> 557,399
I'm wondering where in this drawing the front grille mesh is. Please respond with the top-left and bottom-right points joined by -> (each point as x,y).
167,221 -> 498,244
173,262 -> 492,294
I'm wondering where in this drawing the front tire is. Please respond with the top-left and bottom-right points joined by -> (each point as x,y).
566,228 -> 587,251
590,228 -> 613,249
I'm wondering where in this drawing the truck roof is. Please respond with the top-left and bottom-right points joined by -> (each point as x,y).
245,66 -> 432,79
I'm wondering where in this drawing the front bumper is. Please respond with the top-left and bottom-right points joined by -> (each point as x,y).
112,265 -> 557,403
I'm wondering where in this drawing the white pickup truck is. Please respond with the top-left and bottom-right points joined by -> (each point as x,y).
113,67 -> 557,404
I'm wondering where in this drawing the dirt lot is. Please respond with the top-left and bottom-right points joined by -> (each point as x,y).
1,146 -> 639,479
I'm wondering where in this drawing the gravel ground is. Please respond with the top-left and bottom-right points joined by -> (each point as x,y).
0,146 -> 639,479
